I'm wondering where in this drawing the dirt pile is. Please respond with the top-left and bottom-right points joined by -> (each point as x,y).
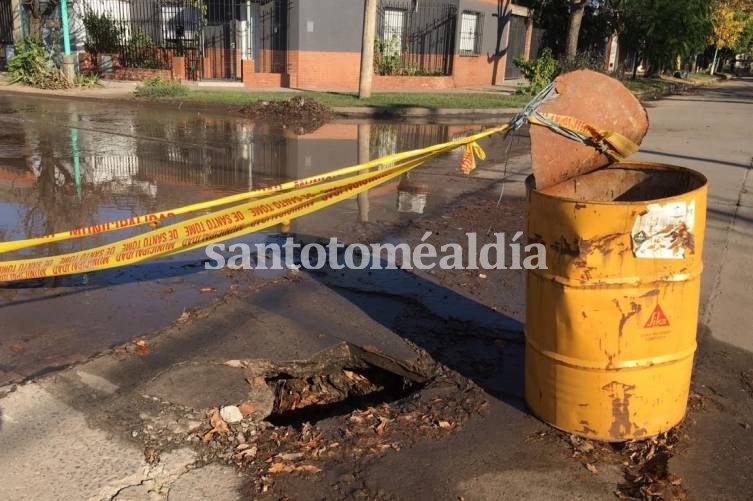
241,96 -> 331,134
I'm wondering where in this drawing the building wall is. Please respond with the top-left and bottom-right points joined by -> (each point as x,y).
285,0 -> 364,89
455,0 -> 531,85
255,0 -> 532,90
68,0 -> 534,89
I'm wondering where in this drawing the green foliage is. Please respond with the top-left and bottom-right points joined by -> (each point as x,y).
374,36 -> 403,76
8,38 -> 72,89
83,9 -> 123,55
616,0 -> 712,75
527,0 -> 714,76
734,17 -> 753,53
74,73 -> 102,88
134,77 -> 188,98
559,50 -> 605,73
373,36 -> 443,76
128,30 -> 153,54
515,47 -> 604,96
514,48 -> 559,95
8,38 -> 47,83
124,30 -> 167,69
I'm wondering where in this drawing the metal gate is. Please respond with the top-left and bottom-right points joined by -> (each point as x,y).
204,0 -> 244,80
80,0 -> 203,80
202,0 -> 288,79
0,0 -> 13,71
375,1 -> 457,76
529,27 -> 546,59
504,15 -> 527,80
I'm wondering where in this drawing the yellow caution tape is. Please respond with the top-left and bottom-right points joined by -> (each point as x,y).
0,107 -> 641,283
460,142 -> 486,175
0,127 -> 502,282
0,124 -> 509,255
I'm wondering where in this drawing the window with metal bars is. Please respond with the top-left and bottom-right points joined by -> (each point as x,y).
382,8 -> 405,57
459,11 -> 483,56
375,1 -> 457,76
0,0 -> 13,45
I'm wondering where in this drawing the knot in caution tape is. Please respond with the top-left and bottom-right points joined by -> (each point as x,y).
504,80 -> 639,162
527,111 -> 639,162
460,141 -> 487,175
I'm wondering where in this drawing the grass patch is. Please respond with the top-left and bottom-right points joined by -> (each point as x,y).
73,73 -> 102,88
620,78 -> 675,93
139,89 -> 529,110
689,72 -> 717,81
134,76 -> 188,97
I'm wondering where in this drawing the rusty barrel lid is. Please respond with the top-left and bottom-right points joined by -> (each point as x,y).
529,69 -> 649,190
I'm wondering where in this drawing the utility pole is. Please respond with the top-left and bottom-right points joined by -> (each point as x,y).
358,0 -> 377,99
60,0 -> 75,81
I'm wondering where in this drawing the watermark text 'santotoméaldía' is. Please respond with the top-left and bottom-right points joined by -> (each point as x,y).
205,231 -> 547,271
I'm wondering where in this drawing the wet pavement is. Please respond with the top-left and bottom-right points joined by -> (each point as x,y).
0,93 -> 525,385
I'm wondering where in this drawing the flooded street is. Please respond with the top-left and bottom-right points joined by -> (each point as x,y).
0,93 -> 525,384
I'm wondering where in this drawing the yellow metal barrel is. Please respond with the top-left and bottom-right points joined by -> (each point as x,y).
525,161 -> 708,441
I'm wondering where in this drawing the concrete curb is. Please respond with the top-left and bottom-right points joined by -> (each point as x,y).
332,106 -> 521,118
632,77 -> 726,101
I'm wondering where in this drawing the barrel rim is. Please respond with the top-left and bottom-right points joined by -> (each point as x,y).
525,161 -> 709,206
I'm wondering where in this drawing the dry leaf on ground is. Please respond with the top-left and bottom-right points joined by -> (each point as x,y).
295,464 -> 322,473
268,462 -> 295,474
202,408 -> 230,443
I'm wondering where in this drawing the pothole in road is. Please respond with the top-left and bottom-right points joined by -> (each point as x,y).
177,342 -> 487,496
265,365 -> 424,427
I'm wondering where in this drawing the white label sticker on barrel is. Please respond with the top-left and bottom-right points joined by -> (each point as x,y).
631,200 -> 695,259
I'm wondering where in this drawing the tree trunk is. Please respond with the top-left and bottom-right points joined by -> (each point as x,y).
28,16 -> 44,41
25,1 -> 60,42
359,0 -> 378,99
565,1 -> 586,60
646,63 -> 660,78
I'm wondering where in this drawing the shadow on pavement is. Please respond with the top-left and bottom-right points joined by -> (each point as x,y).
307,258 -> 529,412
0,258 -> 212,309
640,149 -> 752,170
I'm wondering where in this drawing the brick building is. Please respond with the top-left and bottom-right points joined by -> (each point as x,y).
239,0 -> 537,89
237,0 -> 538,89
7,0 -> 539,89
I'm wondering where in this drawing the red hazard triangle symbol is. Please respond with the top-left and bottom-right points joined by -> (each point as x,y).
644,304 -> 670,328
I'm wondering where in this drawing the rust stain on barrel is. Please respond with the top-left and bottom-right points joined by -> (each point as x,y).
612,299 -> 642,337
603,381 -> 636,440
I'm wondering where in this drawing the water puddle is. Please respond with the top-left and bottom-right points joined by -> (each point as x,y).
0,93 -> 522,383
